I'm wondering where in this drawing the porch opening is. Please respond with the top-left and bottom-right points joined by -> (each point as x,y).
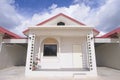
95,43 -> 120,69
0,43 -> 27,69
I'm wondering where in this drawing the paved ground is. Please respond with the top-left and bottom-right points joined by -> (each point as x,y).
0,66 -> 120,80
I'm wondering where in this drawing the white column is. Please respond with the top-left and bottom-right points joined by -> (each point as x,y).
0,34 -> 3,53
37,37 -> 43,67
87,31 -> 97,76
25,34 -> 35,76
118,33 -> 120,45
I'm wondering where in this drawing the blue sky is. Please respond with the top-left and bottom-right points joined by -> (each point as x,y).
0,0 -> 120,36
14,0 -> 74,16
14,0 -> 105,16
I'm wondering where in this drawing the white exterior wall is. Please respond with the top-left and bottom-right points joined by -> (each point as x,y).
25,36 -> 97,77
32,36 -> 89,69
95,43 -> 120,69
25,30 -> 98,77
0,44 -> 27,69
60,37 -> 88,68
25,14 -> 97,76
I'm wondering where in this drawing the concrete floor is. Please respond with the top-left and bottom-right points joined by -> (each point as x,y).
0,67 -> 120,80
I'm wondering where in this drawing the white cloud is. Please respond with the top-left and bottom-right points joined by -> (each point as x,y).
1,0 -> 120,37
28,0 -> 120,34
16,0 -> 120,36
49,3 -> 58,10
0,0 -> 24,29
0,0 -> 26,36
84,0 -> 120,32
28,4 -> 91,26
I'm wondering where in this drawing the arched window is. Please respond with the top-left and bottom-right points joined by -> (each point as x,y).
42,38 -> 58,56
57,22 -> 65,26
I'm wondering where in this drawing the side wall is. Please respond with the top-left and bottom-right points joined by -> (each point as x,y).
0,44 -> 27,69
95,43 -> 120,69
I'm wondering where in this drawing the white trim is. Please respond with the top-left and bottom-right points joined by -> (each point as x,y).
3,39 -> 28,43
95,38 -> 119,43
29,25 -> 93,29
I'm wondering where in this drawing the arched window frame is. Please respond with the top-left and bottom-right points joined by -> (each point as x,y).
41,38 -> 58,57
57,22 -> 65,26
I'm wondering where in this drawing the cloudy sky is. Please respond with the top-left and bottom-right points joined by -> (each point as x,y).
0,0 -> 120,36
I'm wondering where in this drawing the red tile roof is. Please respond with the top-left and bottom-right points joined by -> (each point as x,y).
23,13 -> 99,34
101,27 -> 120,38
0,26 -> 22,39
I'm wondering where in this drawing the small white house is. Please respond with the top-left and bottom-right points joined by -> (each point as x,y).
23,13 -> 99,77
0,13 -> 120,78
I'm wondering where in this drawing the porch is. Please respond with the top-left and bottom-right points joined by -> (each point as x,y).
28,36 -> 91,71
25,26 -> 97,76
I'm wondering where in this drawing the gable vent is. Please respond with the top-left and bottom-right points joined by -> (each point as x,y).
57,22 -> 65,26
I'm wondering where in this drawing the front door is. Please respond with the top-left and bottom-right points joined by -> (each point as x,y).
73,45 -> 83,68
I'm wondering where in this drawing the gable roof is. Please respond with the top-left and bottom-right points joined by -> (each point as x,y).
101,27 -> 120,38
23,13 -> 99,34
0,27 -> 21,39
37,13 -> 85,26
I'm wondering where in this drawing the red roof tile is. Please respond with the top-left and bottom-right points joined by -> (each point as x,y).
0,26 -> 22,39
101,27 -> 120,38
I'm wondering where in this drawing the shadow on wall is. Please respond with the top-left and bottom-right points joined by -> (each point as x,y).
95,43 -> 120,69
0,43 -> 27,69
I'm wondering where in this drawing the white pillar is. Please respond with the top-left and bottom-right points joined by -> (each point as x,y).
118,33 -> 120,45
25,34 -> 35,76
0,34 -> 3,53
87,31 -> 97,76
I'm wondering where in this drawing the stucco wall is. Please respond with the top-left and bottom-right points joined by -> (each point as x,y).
95,43 -> 120,69
0,44 -> 27,69
61,37 -> 85,53
60,37 -> 88,68
35,36 -> 89,69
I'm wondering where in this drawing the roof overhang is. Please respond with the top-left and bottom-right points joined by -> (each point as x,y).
29,25 -> 93,29
24,26 -> 98,37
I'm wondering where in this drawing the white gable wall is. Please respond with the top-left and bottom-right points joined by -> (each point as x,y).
41,16 -> 82,26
